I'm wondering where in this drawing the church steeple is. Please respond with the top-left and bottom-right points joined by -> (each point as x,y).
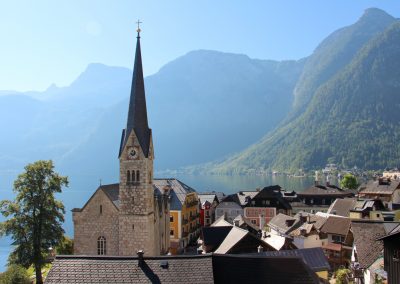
119,23 -> 151,158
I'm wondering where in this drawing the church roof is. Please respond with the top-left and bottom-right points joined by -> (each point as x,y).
119,31 -> 151,158
154,178 -> 197,211
45,254 -> 319,284
72,181 -> 171,212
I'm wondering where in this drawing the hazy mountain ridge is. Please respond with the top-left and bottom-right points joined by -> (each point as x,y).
0,50 -> 303,177
202,14 -> 400,174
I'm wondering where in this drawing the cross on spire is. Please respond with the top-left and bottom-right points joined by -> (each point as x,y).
136,19 -> 142,36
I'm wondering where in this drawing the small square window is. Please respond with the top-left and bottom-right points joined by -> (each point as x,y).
170,216 -> 174,222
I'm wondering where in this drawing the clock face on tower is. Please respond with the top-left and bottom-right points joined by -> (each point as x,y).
128,147 -> 139,159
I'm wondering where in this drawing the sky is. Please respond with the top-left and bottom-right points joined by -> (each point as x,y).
1,0 -> 399,92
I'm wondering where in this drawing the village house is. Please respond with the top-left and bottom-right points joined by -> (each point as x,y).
350,220 -> 399,284
200,221 -> 274,254
214,191 -> 258,222
267,212 -> 327,250
293,182 -> 355,214
243,185 -> 292,228
358,178 -> 400,209
155,179 -> 200,254
198,193 -> 219,227
376,224 -> 400,284
320,216 -> 353,270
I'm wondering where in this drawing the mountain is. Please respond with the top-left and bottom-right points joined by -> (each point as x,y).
0,51 -> 303,179
204,16 -> 400,173
289,8 -> 395,120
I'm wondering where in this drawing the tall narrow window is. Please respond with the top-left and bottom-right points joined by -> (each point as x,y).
136,171 -> 140,182
127,170 -> 131,183
100,205 -> 103,214
132,170 -> 136,182
97,236 -> 106,255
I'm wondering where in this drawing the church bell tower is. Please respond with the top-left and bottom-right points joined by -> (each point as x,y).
118,24 -> 156,256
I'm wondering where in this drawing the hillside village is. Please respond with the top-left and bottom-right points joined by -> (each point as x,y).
42,24 -> 400,284
2,5 -> 400,284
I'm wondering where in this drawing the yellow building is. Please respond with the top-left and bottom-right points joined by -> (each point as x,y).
153,178 -> 200,254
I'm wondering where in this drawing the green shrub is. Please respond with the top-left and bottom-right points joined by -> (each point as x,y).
0,264 -> 31,284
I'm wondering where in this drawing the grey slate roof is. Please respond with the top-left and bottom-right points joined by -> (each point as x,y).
46,254 -> 319,284
351,221 -> 390,269
101,183 -> 120,207
327,198 -> 357,217
72,180 -> 179,212
260,247 -> 331,272
268,213 -> 297,234
154,178 -> 196,211
45,255 -> 214,284
119,33 -> 151,158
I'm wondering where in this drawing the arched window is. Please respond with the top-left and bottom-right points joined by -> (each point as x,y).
136,171 -> 140,182
132,170 -> 136,182
97,236 -> 106,255
127,170 -> 131,183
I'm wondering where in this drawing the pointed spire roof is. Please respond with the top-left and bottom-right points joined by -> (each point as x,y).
119,28 -> 151,158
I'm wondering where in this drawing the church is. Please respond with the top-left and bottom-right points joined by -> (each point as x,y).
72,27 -> 171,256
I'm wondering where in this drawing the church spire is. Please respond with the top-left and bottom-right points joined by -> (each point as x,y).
119,22 -> 151,158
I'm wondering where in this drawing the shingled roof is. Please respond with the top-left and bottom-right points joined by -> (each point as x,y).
46,254 -> 319,284
358,179 -> 400,195
45,254 -> 214,284
351,221 -> 390,269
320,216 -> 351,236
298,184 -> 354,197
327,198 -> 357,217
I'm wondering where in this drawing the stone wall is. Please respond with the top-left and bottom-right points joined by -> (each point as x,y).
73,189 -> 119,255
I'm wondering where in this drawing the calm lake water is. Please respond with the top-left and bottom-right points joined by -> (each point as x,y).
0,173 -> 317,271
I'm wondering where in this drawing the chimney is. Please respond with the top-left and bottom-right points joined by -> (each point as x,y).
137,250 -> 144,266
326,175 -> 330,187
314,171 -> 319,186
257,245 -> 263,253
259,214 -> 265,230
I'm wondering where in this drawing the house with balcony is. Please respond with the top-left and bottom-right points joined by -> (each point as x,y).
154,178 -> 200,254
320,216 -> 353,270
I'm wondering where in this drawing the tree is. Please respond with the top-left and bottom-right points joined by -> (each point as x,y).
0,160 -> 68,284
55,235 -> 74,255
0,264 -> 31,284
340,173 -> 359,190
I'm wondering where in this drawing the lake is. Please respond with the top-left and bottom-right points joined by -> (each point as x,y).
0,172 -> 317,271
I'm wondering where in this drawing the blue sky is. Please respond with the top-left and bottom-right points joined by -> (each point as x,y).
1,0 -> 399,91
